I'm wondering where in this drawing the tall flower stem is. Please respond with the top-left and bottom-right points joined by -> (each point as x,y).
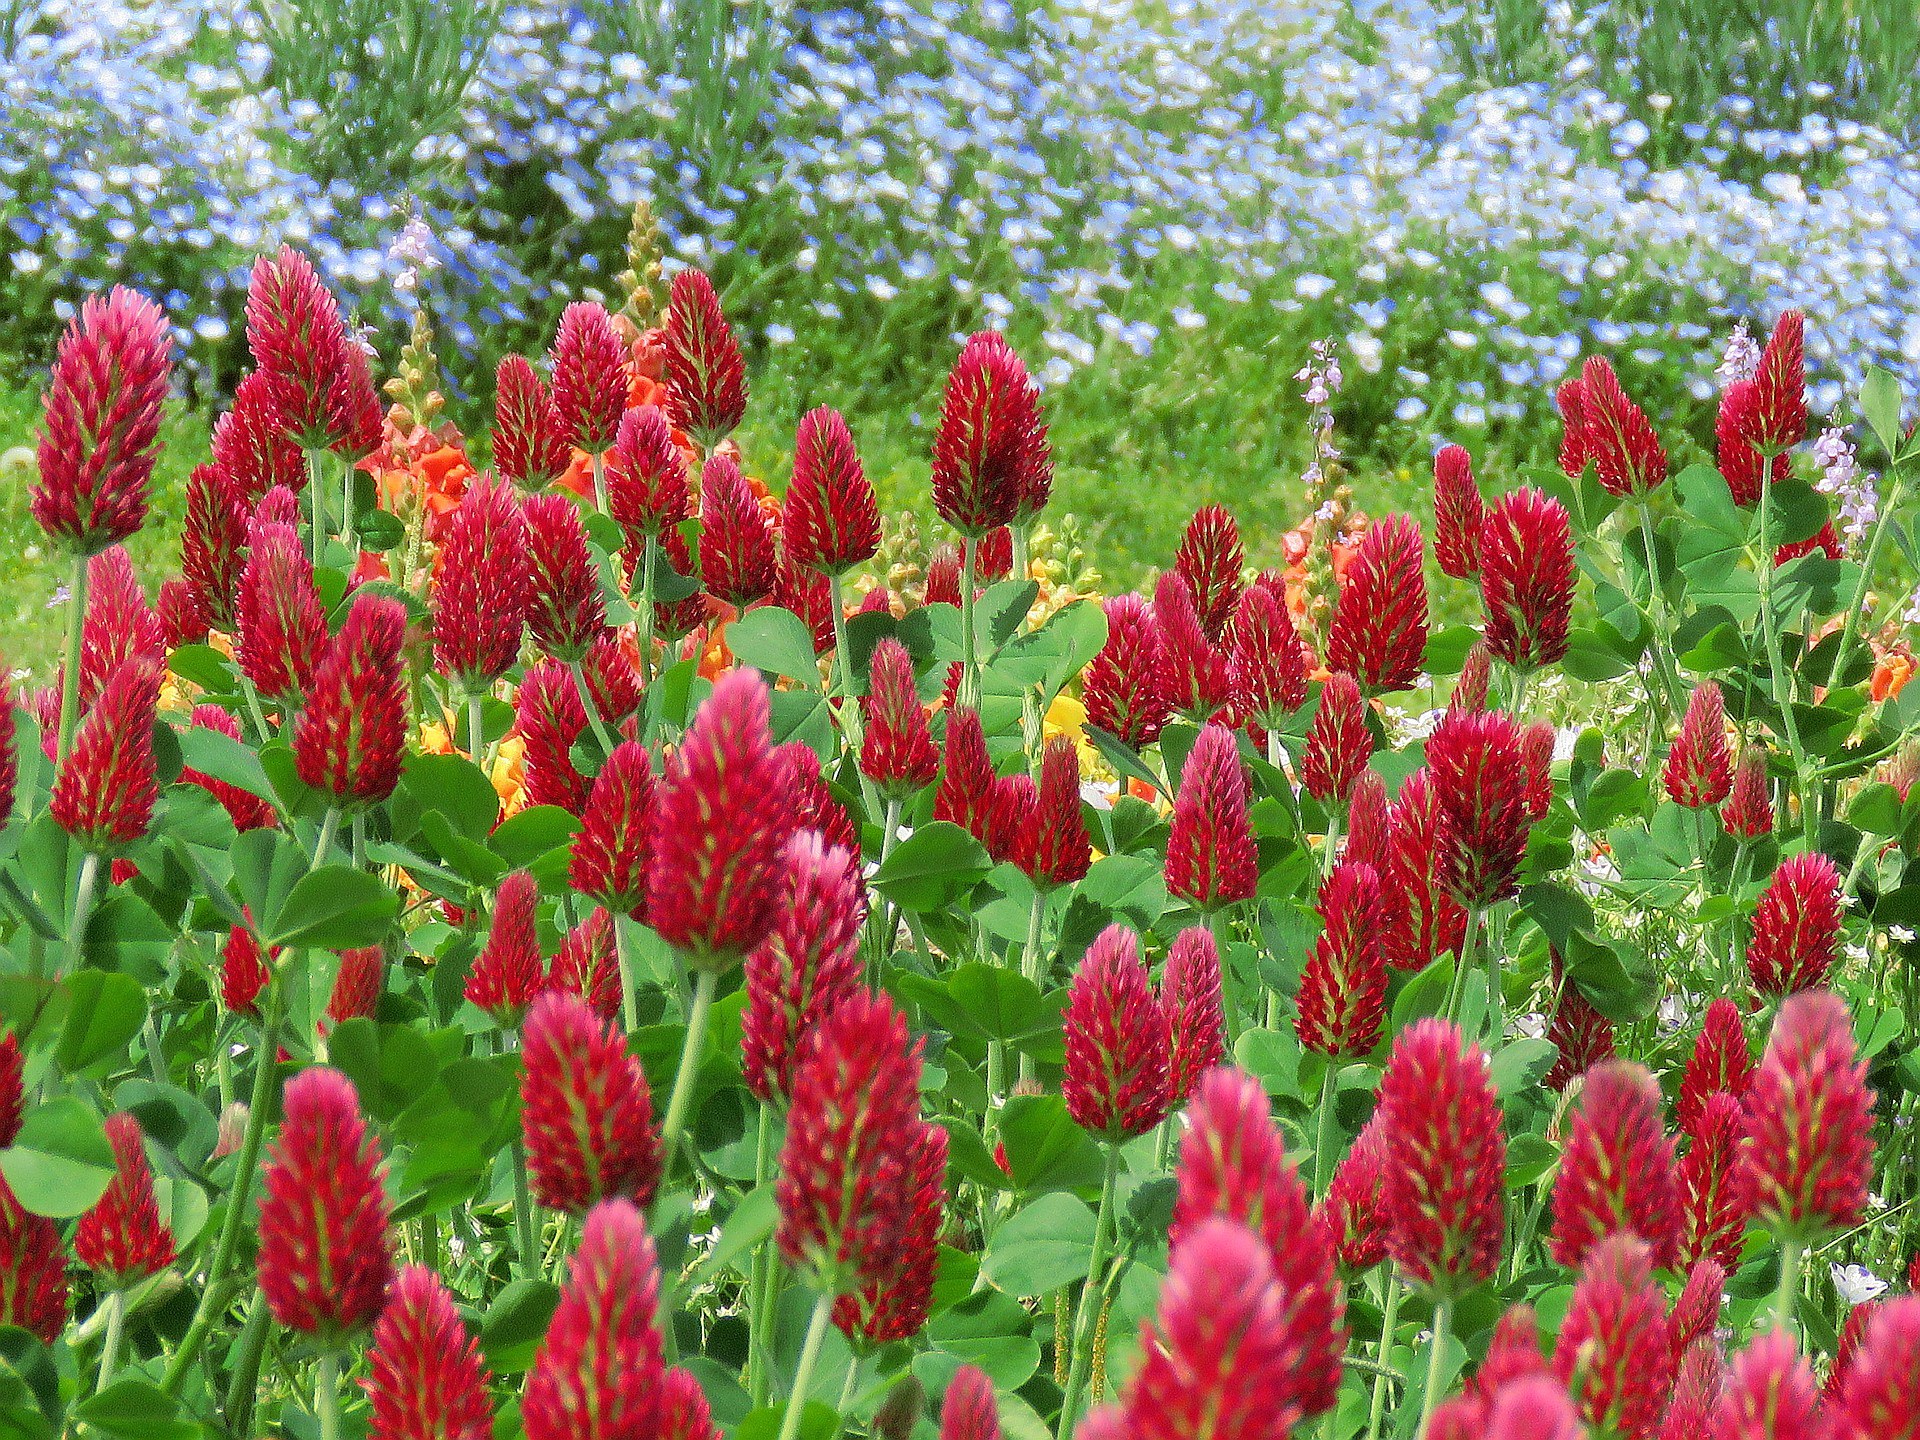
1752,480 -> 1817,846
512,1139 -> 538,1279
568,660 -> 618,756
1312,1063 -> 1339,1196
1633,501 -> 1683,718
339,455 -> 356,549
636,536 -> 659,688
314,1352 -> 342,1440
590,452 -> 607,514
1417,1297 -> 1453,1439
1365,1274 -> 1403,1440
959,542 -> 980,710
658,969 -> 719,1177
1056,1145 -> 1120,1440
777,1294 -> 836,1440
613,915 -> 640,1035
466,694 -> 486,761
311,807 -> 342,867
55,549 -> 88,766
222,1290 -> 270,1434
94,1289 -> 125,1392
748,1103 -> 781,1408
1772,1238 -> 1802,1332
1018,889 -> 1046,1088
65,850 -> 101,975
828,572 -> 856,705
307,450 -> 328,566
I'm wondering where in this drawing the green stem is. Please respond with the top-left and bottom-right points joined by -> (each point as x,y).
420,1213 -> 440,1276
657,969 -> 719,1178
568,659 -> 619,755
94,1289 -> 125,1393
315,1351 -> 342,1440
55,548 -> 87,767
748,1103 -> 779,1408
339,454 -> 356,550
1634,500 -> 1684,717
222,1290 -> 271,1435
1772,1238 -> 1803,1332
636,535 -> 659,689
1825,468 -> 1906,692
1417,1297 -> 1453,1438
1056,1145 -> 1121,1440
1365,1274 -> 1403,1440
591,452 -> 607,514
307,450 -> 328,566
312,807 -> 341,867
467,694 -> 486,760
777,1294 -> 836,1440
1017,888 -> 1046,1089
613,915 -> 640,1035
828,571 -> 856,702
1753,481 -> 1817,846
1313,1063 -> 1340,1196
240,677 -> 275,746
66,849 -> 101,975
512,1140 -> 538,1279
959,541 -> 980,711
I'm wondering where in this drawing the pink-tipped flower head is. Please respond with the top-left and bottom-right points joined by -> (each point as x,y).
521,990 -> 661,1213
1553,1235 -> 1676,1440
1522,720 -> 1556,819
1064,924 -> 1172,1141
1469,1305 -> 1549,1403
1737,989 -> 1876,1242
1320,1111 -> 1390,1276
1153,570 -> 1234,722
1662,1340 -> 1724,1440
1084,593 -> 1169,748
523,492 -> 607,661
293,593 -> 409,808
212,369 -> 304,503
35,287 -> 172,552
327,945 -> 385,1026
833,1119 -> 948,1345
647,669 -> 793,969
1664,682 -> 1734,808
1161,926 -> 1225,1105
77,545 -> 162,707
785,406 -> 879,575
522,1199 -> 667,1440
1011,737 -> 1092,890
1301,672 -> 1371,803
941,1366 -> 999,1440
74,1113 -> 174,1284
51,655 -> 161,852
697,452 -> 776,609
774,548 -> 834,653
433,471 -> 529,686
222,924 -> 274,1016
1172,505 -> 1245,642
569,742 -> 655,920
1678,999 -> 1753,1136
1165,722 -> 1258,914
1667,1257 -> 1726,1361
660,1368 -> 719,1440
861,637 -> 940,798
1296,859 -> 1388,1058
1678,1092 -> 1751,1273
364,1266 -> 494,1440
608,404 -> 690,540
465,870 -> 545,1025
1434,444 -> 1485,579
549,302 -> 628,456
1723,749 -> 1774,840
234,519 -> 327,700
1747,312 -> 1807,455
930,331 -> 1045,537
1381,768 -> 1469,970
778,741 -> 858,857
494,353 -> 572,487
1230,583 -> 1309,730
1745,852 -> 1844,998
246,247 -> 382,457
1427,707 -> 1531,908
1344,768 -> 1392,870
1480,487 -> 1575,670
1542,956 -> 1616,1092
516,659 -> 591,814
663,269 -> 747,452
1485,1377 -> 1584,1440
1578,356 -> 1668,496
742,831 -> 866,1107
180,463 -> 250,633
0,1178 -> 66,1342
1548,1060 -> 1683,1270
1328,513 -> 1429,693
1376,1018 -> 1506,1296
258,1066 -> 393,1337
1829,1295 -> 1920,1440
159,575 -> 207,648
1713,1328 -> 1822,1440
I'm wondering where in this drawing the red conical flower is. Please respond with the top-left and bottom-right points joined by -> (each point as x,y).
77,545 -> 161,706
222,924 -> 274,1016
1161,926 -> 1225,1106
1084,594 -> 1168,748
661,1368 -> 718,1440
1557,376 -> 1591,477
1664,683 -> 1733,807
1578,356 -> 1667,497
579,631 -> 642,728
159,576 -> 207,648
933,706 -> 1002,847
494,353 -> 572,487
74,1112 -> 174,1284
1678,999 -> 1753,1136
1172,505 -> 1244,642
465,870 -> 544,1024
1434,444 -> 1484,579
742,831 -> 866,1106
1381,768 -> 1469,970
51,654 -> 161,852
1737,989 -> 1875,1241
930,331 -> 1045,538
1485,1377 -> 1585,1440
1481,487 -> 1575,670
647,669 -> 794,968
1717,381 -> 1789,506
327,946 -> 385,1026
1153,570 -> 1233,721
1745,852 -> 1843,997
833,1120 -> 948,1344
1344,769 -> 1391,871
1011,737 -> 1092,890
1470,1306 -> 1549,1402
608,404 -> 690,541
1747,312 -> 1807,455
258,1066 -> 393,1337
773,549 -> 834,654
521,989 -> 661,1213
785,406 -> 880,575
967,527 -> 1014,582
1165,722 -> 1257,914
1667,1257 -> 1726,1361
1678,1092 -> 1751,1273
0,1178 -> 65,1342
1328,513 -> 1428,693
1377,1018 -> 1506,1296
234,520 -> 327,700
516,660 -> 591,814
547,908 -> 621,1025
1064,924 -> 1172,1141
1301,672 -> 1370,803
1452,641 -> 1493,715
1826,1302 -> 1877,1407
861,638 -> 939,797
1297,859 -> 1387,1057
364,1266 -> 494,1440
1723,749 -> 1774,839
524,492 -> 607,661
1553,1235 -> 1675,1440
1712,1328 -> 1822,1440
1521,720 -> 1555,819
941,1366 -> 999,1440
1427,707 -> 1531,908
550,302 -> 628,457
776,990 -> 925,1290
1829,1295 -> 1920,1440
181,464 -> 250,632
1230,584 -> 1309,730
35,286 -> 172,552
294,593 -> 409,808
924,545 -> 963,606
522,1198 -> 667,1440
212,369 -> 304,503
698,453 -> 775,609
569,742 -> 655,920
0,1033 -> 20,1149
246,247 -> 380,458
1319,1111 -> 1389,1276
663,269 -> 747,453
778,741 -> 858,858
1543,957 -> 1615,1091
434,471 -> 529,687
1548,1060 -> 1682,1270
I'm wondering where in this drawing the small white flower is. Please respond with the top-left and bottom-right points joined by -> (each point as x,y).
1830,1263 -> 1887,1305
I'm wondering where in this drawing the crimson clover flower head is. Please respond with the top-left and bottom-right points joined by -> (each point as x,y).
1663,1339 -> 1724,1440
1433,444 -> 1485,579
1230,583 -> 1308,730
465,870 -> 545,1025
1746,311 -> 1807,454
1678,1092 -> 1750,1273
1381,768 -> 1468,971
493,353 -> 572,487
213,369 -> 305,503
785,405 -> 880,575
327,946 -> 385,1027
1011,737 -> 1092,890
697,451 -> 777,609
1745,851 -> 1844,998
931,330 -> 1046,537
1829,1295 -> 1920,1440
1480,486 -> 1575,670
364,1265 -> 495,1440
1485,1377 -> 1584,1440
1723,748 -> 1774,840
1328,512 -> 1428,693
293,592 -> 410,808
181,463 -> 250,632
1552,1235 -> 1676,1440
1301,672 -> 1370,803
523,491 -> 608,661
1165,722 -> 1257,913
521,989 -> 661,1214
1152,569 -> 1233,722
569,742 -> 656,920
833,1119 -> 948,1345
1468,1305 -> 1548,1404
1171,504 -> 1244,642
664,268 -> 748,452
549,301 -> 629,456
1678,998 -> 1753,1136
861,637 -> 940,797
1426,706 -> 1531,908
1296,857 -> 1389,1058
1064,924 -> 1172,1141
1160,925 -> 1225,1106
661,1367 -> 719,1440
546,908 -> 621,1025
777,741 -> 859,857
74,1112 -> 175,1285
516,659 -> 590,814
1084,593 -> 1169,748
222,924 -> 274,1016
1664,682 -> 1734,808
940,1365 -> 999,1440
1319,1110 -> 1390,1276
1548,1060 -> 1683,1271
245,247 -> 383,459
1717,380 -> 1789,505
51,654 -> 162,853
1543,960 -> 1617,1094
1344,767 -> 1391,871
608,403 -> 690,541
1556,376 -> 1591,477
159,575 -> 208,648
1713,1327 -> 1823,1440
934,705 -> 1002,846
1451,641 -> 1492,715
0,1177 -> 66,1342
1667,1257 -> 1726,1362
79,546 -> 162,707
433,471 -> 530,687
1578,355 -> 1668,497
235,518 -> 328,700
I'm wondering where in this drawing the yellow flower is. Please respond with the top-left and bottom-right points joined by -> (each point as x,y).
1046,691 -> 1098,772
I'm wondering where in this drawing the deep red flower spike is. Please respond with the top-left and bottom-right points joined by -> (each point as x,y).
1161,926 -> 1225,1106
1377,1018 -> 1506,1296
833,1119 -> 948,1344
1469,1305 -> 1548,1402
663,269 -> 747,453
924,544 -> 963,606
1552,1235 -> 1676,1440
1828,1305 -> 1879,1408
1830,1295 -> 1920,1440
1667,1257 -> 1725,1362
159,566 -> 208,648
1747,312 -> 1807,455
77,546 -> 162,709
1712,1327 -> 1822,1440
1722,749 -> 1774,839
1230,583 -> 1309,732
1064,924 -> 1172,1141
1012,737 -> 1092,890
1664,682 -> 1733,808
1296,859 -> 1388,1058
648,669 -> 793,968
1521,721 -> 1555,819
1426,706 -> 1531,908
433,471 -> 530,688
1433,444 -> 1485,579
941,1365 -> 999,1440
647,530 -> 716,644
966,526 -> 1014,582
246,247 -> 381,458
661,1367 -> 719,1440
579,631 -> 642,727
1152,570 -> 1233,721
1578,356 -> 1668,496
1319,1110 -> 1390,1276
181,464 -> 250,632
1737,989 -> 1876,1242
1774,522 -> 1844,567
1451,641 -> 1492,715
696,452 -> 776,609
35,286 -> 172,552
1677,1092 -> 1751,1273
222,924 -> 274,1016
0,1178 -> 66,1342
1661,1340 -> 1723,1440
258,1066 -> 393,1337
51,655 -> 161,852
494,353 -> 572,487
546,908 -> 621,1025
1679,998 -> 1753,1136
0,1033 -> 20,1149
742,831 -> 866,1106
1717,381 -> 1789,506
364,1266 -> 494,1440
608,404 -> 691,541
523,491 -> 608,661
516,659 -> 591,814
1165,722 -> 1257,914
213,369 -> 304,503
777,741 -> 859,857
776,989 -> 924,1291
1549,1060 -> 1682,1270
1556,376 -> 1591,478
234,520 -> 327,700
785,405 -> 880,576
933,706 -> 1001,847
327,946 -> 385,1026
1480,487 -> 1575,670
1344,769 -> 1391,870
465,870 -> 544,1025
1745,852 -> 1843,997
1328,513 -> 1428,693
253,483 -> 302,531
1542,956 -> 1615,1091
984,773 -> 1034,864
861,637 -> 940,797
1172,505 -> 1245,642
1084,593 -> 1169,748
1381,768 -> 1469,971
293,592 -> 409,808
569,742 -> 654,920
1301,672 -> 1370,803
74,1112 -> 174,1284
549,301 -> 629,456
931,331 -> 1045,538
774,549 -> 835,653
522,1198 -> 667,1440
521,989 -> 661,1214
